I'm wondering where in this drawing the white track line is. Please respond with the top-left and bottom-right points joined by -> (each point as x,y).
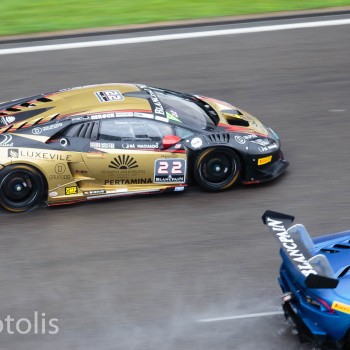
198,311 -> 283,322
1,18 -> 350,55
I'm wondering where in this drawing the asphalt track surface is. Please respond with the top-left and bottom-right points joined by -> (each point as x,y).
0,13 -> 350,350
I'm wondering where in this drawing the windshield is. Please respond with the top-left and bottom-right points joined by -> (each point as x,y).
153,89 -> 216,130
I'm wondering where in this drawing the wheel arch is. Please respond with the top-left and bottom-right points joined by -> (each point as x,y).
193,146 -> 243,191
5,161 -> 49,199
192,145 -> 245,181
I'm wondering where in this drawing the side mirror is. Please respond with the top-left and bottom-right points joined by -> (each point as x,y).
162,135 -> 181,149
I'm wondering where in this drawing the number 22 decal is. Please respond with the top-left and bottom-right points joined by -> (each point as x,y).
157,160 -> 183,174
154,159 -> 186,183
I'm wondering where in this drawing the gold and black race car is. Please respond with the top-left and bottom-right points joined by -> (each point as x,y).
0,83 -> 288,212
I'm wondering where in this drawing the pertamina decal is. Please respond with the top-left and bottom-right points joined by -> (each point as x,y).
65,186 -> 78,195
332,301 -> 350,315
258,155 -> 272,166
105,178 -> 152,185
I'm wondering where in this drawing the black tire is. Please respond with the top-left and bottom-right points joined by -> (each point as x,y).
194,147 -> 241,192
343,331 -> 350,350
0,164 -> 45,212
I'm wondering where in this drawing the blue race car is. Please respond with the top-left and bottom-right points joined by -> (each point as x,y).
262,210 -> 350,349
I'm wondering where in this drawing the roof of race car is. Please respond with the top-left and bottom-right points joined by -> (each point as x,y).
0,83 -> 268,136
0,84 -> 155,133
0,83 -> 226,135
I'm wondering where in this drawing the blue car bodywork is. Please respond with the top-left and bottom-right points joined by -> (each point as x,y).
263,210 -> 350,349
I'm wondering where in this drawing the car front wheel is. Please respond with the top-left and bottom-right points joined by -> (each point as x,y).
194,147 -> 241,192
0,164 -> 45,212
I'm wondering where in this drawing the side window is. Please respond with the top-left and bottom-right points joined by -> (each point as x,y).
145,120 -> 173,140
99,118 -> 174,141
175,126 -> 195,139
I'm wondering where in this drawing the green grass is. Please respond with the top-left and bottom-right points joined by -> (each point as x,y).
1,0 -> 350,36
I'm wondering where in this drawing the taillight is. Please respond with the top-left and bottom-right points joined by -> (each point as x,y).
305,294 -> 334,314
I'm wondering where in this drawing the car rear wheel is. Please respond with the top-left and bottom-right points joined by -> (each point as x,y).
0,164 -> 45,212
194,147 -> 241,192
343,330 -> 350,350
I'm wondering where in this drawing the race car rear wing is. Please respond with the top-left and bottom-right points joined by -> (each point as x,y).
262,210 -> 339,289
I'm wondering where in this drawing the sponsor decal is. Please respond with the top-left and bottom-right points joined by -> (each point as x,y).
49,191 -> 58,197
190,137 -> 202,149
243,134 -> 256,140
0,134 -> 13,147
7,149 -> 72,161
174,186 -> 185,192
75,170 -> 88,174
109,155 -> 138,170
95,90 -> 124,102
0,115 -> 16,126
55,163 -> 66,174
83,190 -> 106,195
257,155 -> 272,166
251,139 -> 270,146
90,112 -> 133,120
235,134 -> 257,144
143,88 -> 166,121
90,142 -> 115,149
332,301 -> 350,314
32,123 -> 62,135
49,175 -> 70,180
133,112 -> 154,119
266,217 -> 317,277
65,186 -> 78,195
122,142 -> 159,149
105,178 -> 152,185
154,158 -> 186,183
234,135 -> 246,144
101,169 -> 145,178
258,144 -> 278,152
8,148 -> 19,158
166,110 -> 181,123
71,116 -> 85,121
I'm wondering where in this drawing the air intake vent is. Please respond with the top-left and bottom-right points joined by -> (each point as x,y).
333,244 -> 350,249
32,118 -> 44,125
227,118 -> 249,127
6,107 -> 21,112
20,102 -> 36,107
65,122 -> 98,139
320,248 -> 340,254
338,266 -> 350,278
36,97 -> 52,103
205,133 -> 230,144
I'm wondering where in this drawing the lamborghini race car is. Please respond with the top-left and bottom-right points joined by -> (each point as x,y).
0,83 -> 288,212
263,210 -> 350,349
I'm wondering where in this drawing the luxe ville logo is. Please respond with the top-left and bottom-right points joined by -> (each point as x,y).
0,312 -> 59,335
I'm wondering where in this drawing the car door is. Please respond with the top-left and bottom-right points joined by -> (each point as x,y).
81,117 -> 187,193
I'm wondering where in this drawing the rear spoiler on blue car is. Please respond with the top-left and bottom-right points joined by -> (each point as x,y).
262,210 -> 339,289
